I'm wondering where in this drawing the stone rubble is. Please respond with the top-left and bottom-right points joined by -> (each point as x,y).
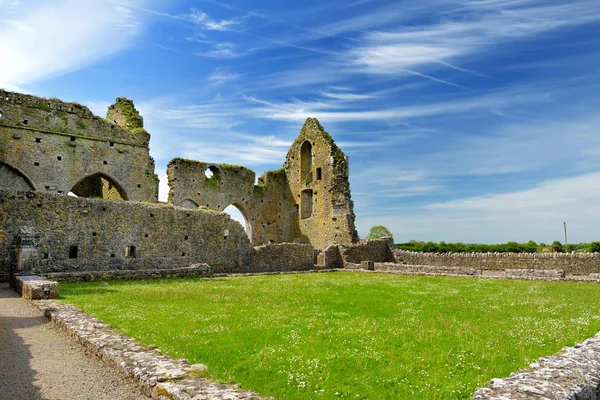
473,332 -> 600,399
33,300 -> 269,400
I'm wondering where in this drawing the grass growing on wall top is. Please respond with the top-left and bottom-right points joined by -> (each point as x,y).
59,273 -> 600,399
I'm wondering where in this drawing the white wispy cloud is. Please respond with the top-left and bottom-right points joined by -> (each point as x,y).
244,88 -> 550,123
208,69 -> 241,83
197,42 -> 240,58
186,7 -> 242,31
347,0 -> 600,76
0,0 -> 151,90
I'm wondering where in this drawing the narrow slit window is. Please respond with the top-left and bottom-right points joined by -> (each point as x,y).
316,167 -> 322,180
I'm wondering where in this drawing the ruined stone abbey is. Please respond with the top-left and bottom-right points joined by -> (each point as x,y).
0,89 -> 379,282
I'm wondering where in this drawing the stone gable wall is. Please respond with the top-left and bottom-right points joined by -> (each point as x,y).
283,118 -> 359,249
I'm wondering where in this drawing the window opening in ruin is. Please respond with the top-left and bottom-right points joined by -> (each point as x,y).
70,173 -> 128,201
43,253 -> 49,259
223,204 -> 252,242
301,189 -> 313,219
35,138 -> 41,143
57,156 -> 62,161
110,142 -> 114,147
70,136 -> 76,141
110,253 -> 115,258
0,108 -> 4,119
34,162 -> 40,166
300,141 -> 313,184
316,168 -> 322,180
69,245 -> 78,259
92,232 -> 97,236
22,119 -> 28,125
103,160 -> 108,165
125,246 -> 136,258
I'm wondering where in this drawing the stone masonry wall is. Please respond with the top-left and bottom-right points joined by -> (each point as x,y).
253,243 -> 315,272
394,249 -> 600,275
167,160 -> 299,246
0,190 -> 255,279
0,90 -> 158,202
340,238 -> 396,265
283,118 -> 359,249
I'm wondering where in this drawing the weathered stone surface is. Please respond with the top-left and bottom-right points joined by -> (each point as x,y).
11,274 -> 58,299
0,191 -> 254,278
473,332 -> 600,399
0,90 -> 158,202
45,264 -> 213,282
338,238 -> 396,265
252,243 -> 314,271
283,118 -> 359,249
505,268 -> 566,279
394,249 -> 600,275
33,300 -> 268,400
167,118 -> 360,250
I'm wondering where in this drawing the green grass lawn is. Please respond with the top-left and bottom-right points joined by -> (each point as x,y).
59,273 -> 600,399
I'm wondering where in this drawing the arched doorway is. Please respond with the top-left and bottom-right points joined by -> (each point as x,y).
223,203 -> 252,242
70,173 -> 128,200
0,162 -> 35,191
300,140 -> 313,184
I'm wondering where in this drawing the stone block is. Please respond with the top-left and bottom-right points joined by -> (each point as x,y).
13,274 -> 58,299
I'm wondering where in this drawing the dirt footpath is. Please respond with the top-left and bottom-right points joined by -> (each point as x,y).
0,283 -> 148,400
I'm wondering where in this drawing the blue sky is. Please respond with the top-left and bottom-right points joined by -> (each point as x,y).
2,0 -> 600,244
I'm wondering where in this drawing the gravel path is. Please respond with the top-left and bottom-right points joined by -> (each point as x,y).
0,283 -> 148,400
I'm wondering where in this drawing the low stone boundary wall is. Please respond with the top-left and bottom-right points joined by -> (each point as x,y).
11,274 -> 58,299
505,268 -> 566,280
473,332 -> 600,399
375,262 -> 483,276
44,264 -> 213,282
393,250 -> 600,275
34,300 -> 267,400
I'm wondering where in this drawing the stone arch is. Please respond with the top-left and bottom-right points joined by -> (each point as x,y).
223,202 -> 253,243
0,162 -> 36,191
300,140 -> 313,184
70,173 -> 128,200
178,198 -> 199,209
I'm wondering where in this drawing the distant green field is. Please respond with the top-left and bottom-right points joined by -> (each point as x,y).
59,273 -> 600,399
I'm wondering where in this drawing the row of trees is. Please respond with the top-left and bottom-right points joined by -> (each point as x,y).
365,225 -> 600,253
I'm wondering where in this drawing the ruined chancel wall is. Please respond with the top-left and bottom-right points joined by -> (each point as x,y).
0,90 -> 158,202
167,118 -> 359,250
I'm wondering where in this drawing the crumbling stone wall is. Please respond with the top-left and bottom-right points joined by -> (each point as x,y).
0,190 -> 255,278
0,90 -> 158,201
284,118 -> 359,249
394,250 -> 600,275
0,190 -> 321,281
340,238 -> 395,265
167,160 -> 300,245
167,118 -> 359,250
